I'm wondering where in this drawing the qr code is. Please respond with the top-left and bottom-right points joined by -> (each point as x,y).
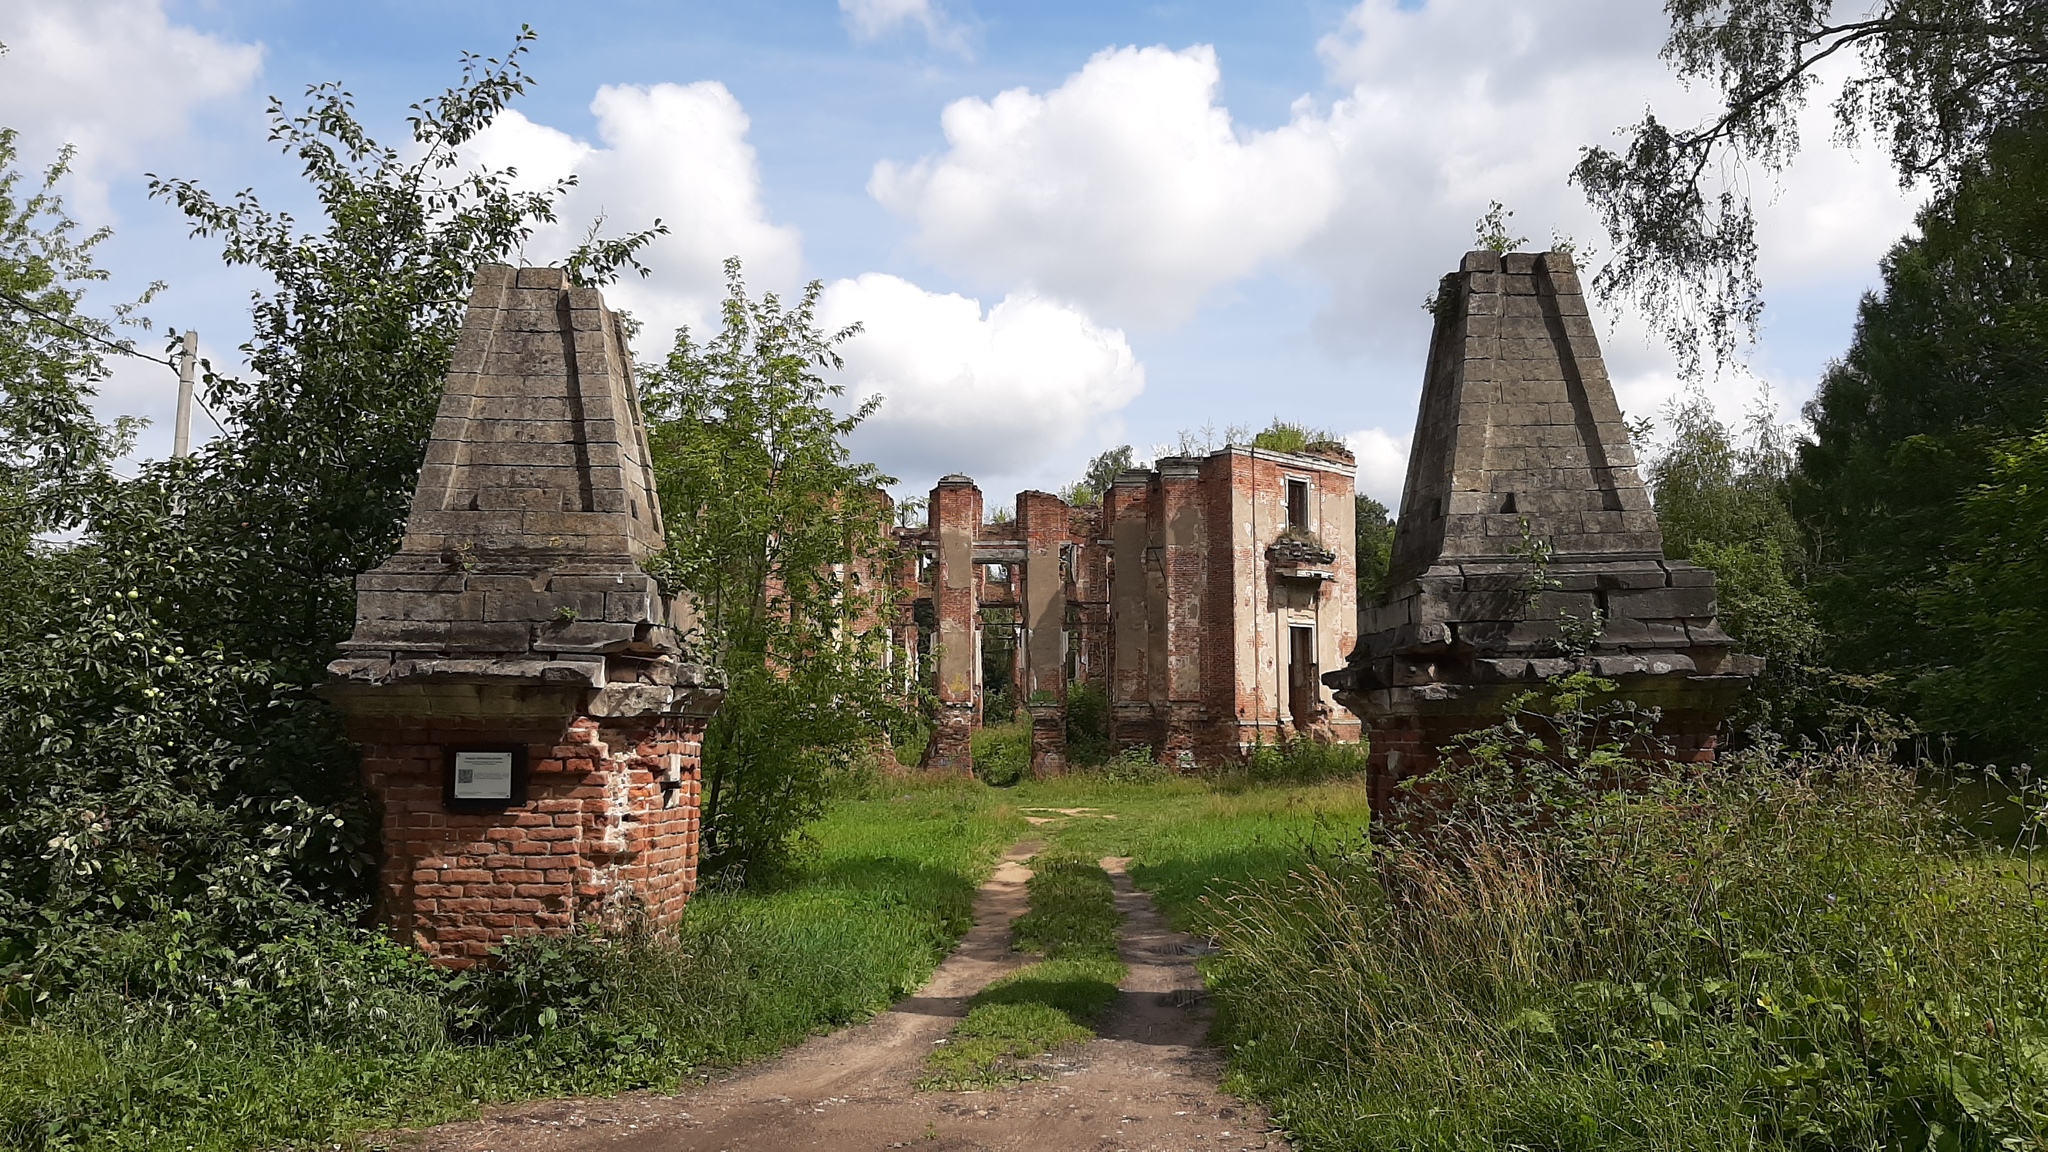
457,768 -> 474,783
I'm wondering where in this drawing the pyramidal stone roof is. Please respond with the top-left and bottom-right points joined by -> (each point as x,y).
1388,249 -> 1661,585
1330,249 -> 1757,698
402,264 -> 665,562
330,265 -> 691,692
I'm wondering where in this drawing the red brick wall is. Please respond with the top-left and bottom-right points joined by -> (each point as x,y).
1365,709 -> 1727,819
1156,460 -> 1208,761
926,478 -> 982,772
1197,449 -> 1362,759
356,711 -> 704,967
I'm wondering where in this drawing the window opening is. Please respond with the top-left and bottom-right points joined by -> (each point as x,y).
1286,479 -> 1310,530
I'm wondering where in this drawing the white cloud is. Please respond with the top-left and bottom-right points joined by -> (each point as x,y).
818,273 -> 1145,482
462,82 -> 803,342
1345,427 -> 1409,505
871,44 -> 1342,327
868,0 -> 1921,452
0,0 -> 263,210
1306,0 -> 1921,431
840,0 -> 969,54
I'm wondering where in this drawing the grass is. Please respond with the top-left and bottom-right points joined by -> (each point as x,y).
1003,775 -> 1374,922
0,779 -> 1022,1151
921,854 -> 1125,1088
1199,753 -> 2048,1151
982,756 -> 2048,1149
19,729 -> 2024,1152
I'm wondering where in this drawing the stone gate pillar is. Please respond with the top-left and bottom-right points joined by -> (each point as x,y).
324,265 -> 721,966
1326,251 -> 1757,815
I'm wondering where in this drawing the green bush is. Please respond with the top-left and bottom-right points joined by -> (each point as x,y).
1065,682 -> 1111,765
1096,744 -> 1170,784
983,687 -> 1017,726
0,785 -> 1019,1150
972,722 -> 1030,787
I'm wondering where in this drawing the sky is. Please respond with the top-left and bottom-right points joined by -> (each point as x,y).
0,0 -> 1925,506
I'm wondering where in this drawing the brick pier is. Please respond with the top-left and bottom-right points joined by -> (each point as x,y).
326,265 -> 720,965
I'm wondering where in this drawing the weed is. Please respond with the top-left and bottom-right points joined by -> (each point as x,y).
1098,745 -> 1170,784
1228,737 -> 1368,786
1200,687 -> 2048,1150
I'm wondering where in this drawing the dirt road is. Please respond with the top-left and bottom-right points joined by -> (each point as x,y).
391,840 -> 1287,1152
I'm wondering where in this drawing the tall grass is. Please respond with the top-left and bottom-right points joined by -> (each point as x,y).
1231,737 -> 1369,786
1204,747 -> 2048,1150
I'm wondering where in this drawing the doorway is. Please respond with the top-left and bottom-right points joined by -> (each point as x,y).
1287,624 -> 1317,731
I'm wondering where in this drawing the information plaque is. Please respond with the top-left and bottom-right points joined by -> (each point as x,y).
442,744 -> 529,811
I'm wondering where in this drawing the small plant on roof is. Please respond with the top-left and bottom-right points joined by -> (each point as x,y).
1251,419 -> 1349,457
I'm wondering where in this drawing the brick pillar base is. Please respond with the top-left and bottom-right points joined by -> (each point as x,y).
1366,704 -> 1734,823
924,701 -> 975,774
1110,704 -> 1163,759
1028,704 -> 1067,777
337,687 -> 712,968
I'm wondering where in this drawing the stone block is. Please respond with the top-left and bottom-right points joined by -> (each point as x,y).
1608,586 -> 1716,620
1686,621 -> 1735,646
1665,563 -> 1716,587
354,589 -> 484,623
483,590 -> 606,623
532,619 -> 639,653
516,267 -> 569,289
1588,562 -> 1670,590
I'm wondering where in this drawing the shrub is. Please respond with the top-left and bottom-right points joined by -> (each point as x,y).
1097,744 -> 1170,784
1065,682 -> 1111,766
1234,737 -> 1369,785
972,722 -> 1030,787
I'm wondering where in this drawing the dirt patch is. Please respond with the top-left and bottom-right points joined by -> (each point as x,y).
377,841 -> 1286,1151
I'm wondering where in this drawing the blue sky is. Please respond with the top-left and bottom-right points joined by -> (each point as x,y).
3,0 -> 1923,504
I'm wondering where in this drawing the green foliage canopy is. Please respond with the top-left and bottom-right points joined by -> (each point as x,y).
1796,116 -> 2048,757
1354,494 -> 1393,602
1061,444 -> 1133,506
642,259 -> 905,880
0,33 -> 658,989
1577,1 -> 2048,375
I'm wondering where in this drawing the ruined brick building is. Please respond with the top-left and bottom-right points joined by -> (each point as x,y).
887,446 -> 1362,774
